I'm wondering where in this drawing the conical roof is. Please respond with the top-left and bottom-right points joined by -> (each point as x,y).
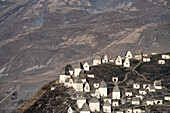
104,100 -> 110,106
94,54 -> 101,60
60,67 -> 70,75
100,80 -> 107,88
81,103 -> 90,111
79,70 -> 86,79
84,62 -> 89,66
113,85 -> 120,92
102,54 -> 107,59
89,97 -> 99,103
75,62 -> 83,69
77,94 -> 86,100
66,65 -> 73,71
73,77 -> 83,83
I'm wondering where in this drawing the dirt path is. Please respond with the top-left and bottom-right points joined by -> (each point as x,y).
118,60 -> 142,84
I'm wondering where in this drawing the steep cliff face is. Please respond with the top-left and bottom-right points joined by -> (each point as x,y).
0,0 -> 170,112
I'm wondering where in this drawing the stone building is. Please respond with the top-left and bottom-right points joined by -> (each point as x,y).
77,94 -> 86,109
112,85 -> 121,99
125,51 -> 133,59
139,89 -> 147,95
79,70 -> 86,83
103,100 -> 111,113
93,55 -> 101,65
125,91 -> 132,97
99,80 -> 108,97
73,77 -> 83,92
123,58 -> 130,67
143,57 -> 151,62
112,100 -> 119,106
148,85 -> 156,92
84,82 -> 90,92
83,62 -> 90,71
74,62 -> 84,77
158,60 -> 165,64
66,65 -> 74,75
133,83 -> 140,89
102,54 -> 109,63
91,89 -> 100,98
115,56 -> 122,65
165,95 -> 170,101
135,50 -> 142,60
93,83 -> 99,88
162,54 -> 170,59
132,97 -> 140,105
67,106 -> 76,113
89,98 -> 100,112
154,80 -> 162,89
59,67 -> 71,83
146,99 -> 154,105
112,75 -> 118,82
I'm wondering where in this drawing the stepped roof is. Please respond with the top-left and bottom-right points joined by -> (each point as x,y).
104,100 -> 111,106
113,85 -> 120,92
60,67 -> 70,75
94,54 -> 101,60
81,103 -> 90,111
89,97 -> 99,103
79,70 -> 86,79
100,80 -> 107,88
73,77 -> 83,83
75,62 -> 83,69
66,65 -> 73,71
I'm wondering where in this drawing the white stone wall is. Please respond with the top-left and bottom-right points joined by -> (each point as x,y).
143,58 -> 151,62
77,99 -> 86,109
103,106 -> 111,112
69,70 -> 74,75
125,92 -> 132,97
99,88 -> 107,97
83,62 -> 89,71
112,101 -> 119,106
89,103 -> 100,112
93,83 -> 99,88
165,96 -> 170,101
133,84 -> 140,89
132,100 -> 140,105
93,60 -> 101,65
84,83 -> 90,92
59,75 -> 70,83
74,68 -> 82,77
125,51 -> 133,59
162,55 -> 170,59
115,56 -> 122,65
139,90 -> 147,95
123,58 -> 130,67
73,83 -> 83,92
59,75 -> 66,83
112,77 -> 118,82
158,60 -> 165,64
112,92 -> 120,99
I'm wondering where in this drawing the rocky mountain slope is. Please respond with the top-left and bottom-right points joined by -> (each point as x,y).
16,52 -> 170,113
0,0 -> 170,112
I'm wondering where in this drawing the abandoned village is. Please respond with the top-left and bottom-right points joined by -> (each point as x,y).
54,51 -> 170,113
